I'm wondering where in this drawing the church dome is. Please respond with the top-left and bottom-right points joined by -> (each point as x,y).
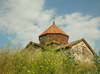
39,22 -> 69,46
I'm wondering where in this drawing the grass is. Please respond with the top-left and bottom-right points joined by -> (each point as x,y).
0,48 -> 100,74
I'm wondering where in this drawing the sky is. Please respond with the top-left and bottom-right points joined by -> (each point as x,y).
0,0 -> 100,53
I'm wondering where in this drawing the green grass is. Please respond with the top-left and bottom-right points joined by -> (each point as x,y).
0,48 -> 100,74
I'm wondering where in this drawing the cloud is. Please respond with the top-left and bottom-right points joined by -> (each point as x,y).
0,0 -> 55,47
0,0 -> 100,52
55,13 -> 100,51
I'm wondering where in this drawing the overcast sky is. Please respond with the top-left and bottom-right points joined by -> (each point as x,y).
0,0 -> 100,53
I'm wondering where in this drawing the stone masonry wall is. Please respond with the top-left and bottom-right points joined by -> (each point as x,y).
39,34 -> 69,46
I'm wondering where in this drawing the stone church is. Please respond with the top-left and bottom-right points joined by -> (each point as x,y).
26,22 -> 96,63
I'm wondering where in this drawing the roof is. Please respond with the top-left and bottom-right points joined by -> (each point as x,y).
57,38 -> 96,55
25,41 -> 41,49
40,22 -> 68,36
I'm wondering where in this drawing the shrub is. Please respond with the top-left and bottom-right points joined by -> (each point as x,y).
0,48 -> 99,74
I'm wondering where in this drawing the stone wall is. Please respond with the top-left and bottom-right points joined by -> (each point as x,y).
39,34 -> 69,46
71,41 -> 94,63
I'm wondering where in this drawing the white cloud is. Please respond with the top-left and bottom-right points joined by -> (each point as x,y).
55,13 -> 100,50
0,0 -> 55,47
0,0 -> 100,52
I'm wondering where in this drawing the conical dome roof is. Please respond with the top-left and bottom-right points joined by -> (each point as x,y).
40,22 -> 68,36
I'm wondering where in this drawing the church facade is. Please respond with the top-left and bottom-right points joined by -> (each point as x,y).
26,22 -> 96,63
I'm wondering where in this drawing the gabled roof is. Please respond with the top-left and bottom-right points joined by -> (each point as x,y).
25,41 -> 41,49
40,22 -> 68,36
57,39 -> 96,55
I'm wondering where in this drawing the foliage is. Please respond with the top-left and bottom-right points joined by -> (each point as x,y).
0,48 -> 100,74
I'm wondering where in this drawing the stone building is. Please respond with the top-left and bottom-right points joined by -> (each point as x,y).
26,22 -> 96,62
39,22 -> 69,46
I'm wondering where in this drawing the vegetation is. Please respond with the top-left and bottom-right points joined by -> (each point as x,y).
0,48 -> 100,74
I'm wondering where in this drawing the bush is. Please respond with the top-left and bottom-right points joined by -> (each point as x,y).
0,48 -> 99,74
